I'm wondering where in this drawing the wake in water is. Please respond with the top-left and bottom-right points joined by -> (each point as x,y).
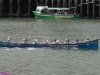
0,47 -> 43,51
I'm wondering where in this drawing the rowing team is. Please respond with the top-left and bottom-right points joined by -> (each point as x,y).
6,36 -> 89,44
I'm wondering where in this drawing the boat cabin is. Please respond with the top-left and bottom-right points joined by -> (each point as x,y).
36,6 -> 75,15
36,6 -> 48,14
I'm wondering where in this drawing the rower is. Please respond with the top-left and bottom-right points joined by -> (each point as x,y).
42,39 -> 50,44
22,39 -> 28,44
32,39 -> 38,44
46,40 -> 50,44
6,36 -> 12,44
42,39 -> 47,44
52,39 -> 56,44
74,39 -> 79,44
52,39 -> 59,44
85,39 -> 89,42
64,39 -> 70,44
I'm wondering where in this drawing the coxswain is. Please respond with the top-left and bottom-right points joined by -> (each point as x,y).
6,36 -> 12,44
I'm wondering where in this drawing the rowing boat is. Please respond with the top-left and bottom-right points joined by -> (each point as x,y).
0,39 -> 99,50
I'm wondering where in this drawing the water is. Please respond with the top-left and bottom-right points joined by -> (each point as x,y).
0,18 -> 100,75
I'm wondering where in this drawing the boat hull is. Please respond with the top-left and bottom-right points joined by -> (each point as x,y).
0,39 -> 99,50
32,11 -> 80,19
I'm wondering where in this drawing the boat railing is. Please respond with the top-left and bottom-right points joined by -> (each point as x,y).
41,13 -> 76,16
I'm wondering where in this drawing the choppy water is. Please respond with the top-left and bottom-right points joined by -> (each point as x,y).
0,18 -> 100,75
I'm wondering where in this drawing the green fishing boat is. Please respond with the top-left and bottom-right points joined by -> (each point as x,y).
32,6 -> 80,19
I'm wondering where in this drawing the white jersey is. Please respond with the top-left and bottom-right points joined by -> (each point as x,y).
6,36 -> 11,44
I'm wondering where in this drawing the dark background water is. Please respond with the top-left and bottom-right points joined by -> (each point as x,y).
0,18 -> 100,75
